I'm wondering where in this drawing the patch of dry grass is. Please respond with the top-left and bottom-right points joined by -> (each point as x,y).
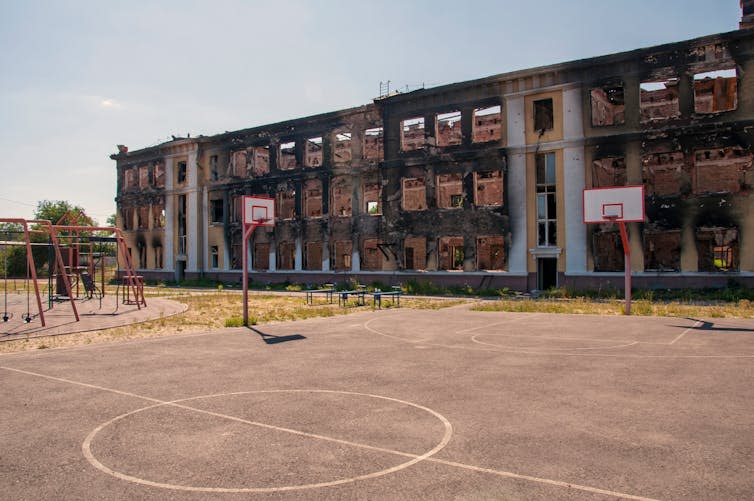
472,298 -> 754,318
0,290 -> 466,353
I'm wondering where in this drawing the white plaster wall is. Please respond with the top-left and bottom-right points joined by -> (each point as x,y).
562,88 -> 584,140
505,96 -> 526,147
163,157 -> 175,272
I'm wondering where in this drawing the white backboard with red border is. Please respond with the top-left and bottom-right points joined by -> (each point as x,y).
243,196 -> 275,226
583,186 -> 645,224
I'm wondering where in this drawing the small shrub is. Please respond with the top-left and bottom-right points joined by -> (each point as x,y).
224,316 -> 244,327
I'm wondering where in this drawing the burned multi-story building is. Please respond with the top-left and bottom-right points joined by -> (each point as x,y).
113,11 -> 754,291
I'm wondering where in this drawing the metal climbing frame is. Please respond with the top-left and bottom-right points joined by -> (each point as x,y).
50,225 -> 145,309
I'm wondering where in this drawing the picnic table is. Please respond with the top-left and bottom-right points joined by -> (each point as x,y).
338,287 -> 367,307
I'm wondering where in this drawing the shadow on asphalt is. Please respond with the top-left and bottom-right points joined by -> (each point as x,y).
248,327 -> 307,344
671,318 -> 754,333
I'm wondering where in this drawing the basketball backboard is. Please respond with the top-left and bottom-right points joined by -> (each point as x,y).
583,186 -> 645,224
243,196 -> 275,226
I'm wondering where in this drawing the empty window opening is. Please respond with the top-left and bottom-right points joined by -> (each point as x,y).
137,206 -> 149,230
436,111 -> 462,147
693,147 -> 753,194
123,168 -> 136,190
642,151 -> 686,197
592,157 -> 626,187
696,227 -> 739,272
402,177 -> 426,211
476,236 -> 505,271
121,207 -> 135,230
331,176 -> 352,217
210,245 -> 219,269
177,161 -> 187,183
152,200 -> 165,228
155,246 -> 163,269
277,188 -> 296,220
590,85 -> 625,126
154,162 -> 165,188
230,195 -> 243,223
363,182 -> 381,215
230,234 -> 242,269
231,150 -> 248,177
138,243 -> 147,269
643,230 -> 681,272
332,240 -> 352,271
305,137 -> 323,167
210,155 -> 219,181
533,98 -> 554,132
251,146 -> 270,176
334,133 -> 352,164
210,199 -> 224,224
279,141 -> 297,170
536,152 -> 557,247
401,117 -> 425,151
474,170 -> 504,206
363,127 -> 384,160
437,173 -> 464,209
362,239 -> 382,271
640,79 -> 680,122
439,236 -> 464,271
694,69 -> 737,114
404,236 -> 426,270
254,243 -> 270,271
138,165 -> 150,189
304,179 -> 323,218
592,230 -> 624,271
304,241 -> 323,270
277,241 -> 296,270
472,105 -> 502,143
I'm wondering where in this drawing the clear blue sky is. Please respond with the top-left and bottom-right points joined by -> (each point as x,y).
0,0 -> 743,223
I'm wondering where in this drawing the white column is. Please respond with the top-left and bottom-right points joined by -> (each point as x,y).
505,95 -> 528,274
562,88 -> 587,273
186,150 -> 199,272
295,238 -> 303,271
563,147 -> 586,272
163,158 -> 175,272
351,249 -> 360,272
201,185 -> 208,272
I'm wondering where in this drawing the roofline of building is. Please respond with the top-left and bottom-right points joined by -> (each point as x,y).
114,26 -> 754,162
376,26 -> 754,104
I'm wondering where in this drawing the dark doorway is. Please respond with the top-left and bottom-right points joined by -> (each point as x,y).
175,260 -> 185,282
538,258 -> 557,290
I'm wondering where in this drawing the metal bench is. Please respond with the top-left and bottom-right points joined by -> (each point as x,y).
305,287 -> 336,305
338,289 -> 367,307
372,288 -> 402,309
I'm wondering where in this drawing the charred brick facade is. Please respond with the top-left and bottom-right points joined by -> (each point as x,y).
113,21 -> 754,291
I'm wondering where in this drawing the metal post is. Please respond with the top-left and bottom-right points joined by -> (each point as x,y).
617,222 -> 631,315
242,222 -> 258,326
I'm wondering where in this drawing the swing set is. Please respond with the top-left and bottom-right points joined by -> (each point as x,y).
1,218 -> 144,329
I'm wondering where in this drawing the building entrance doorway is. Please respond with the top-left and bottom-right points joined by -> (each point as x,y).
538,257 -> 557,290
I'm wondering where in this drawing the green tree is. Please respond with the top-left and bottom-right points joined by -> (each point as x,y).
34,200 -> 94,226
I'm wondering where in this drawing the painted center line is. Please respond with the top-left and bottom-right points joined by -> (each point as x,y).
1,365 -> 658,500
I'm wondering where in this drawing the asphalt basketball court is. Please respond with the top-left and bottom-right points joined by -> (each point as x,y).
1,304 -> 753,499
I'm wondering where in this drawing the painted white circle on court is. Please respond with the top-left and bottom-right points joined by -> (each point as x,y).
83,389 -> 453,493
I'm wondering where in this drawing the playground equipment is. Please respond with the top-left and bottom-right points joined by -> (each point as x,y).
0,218 -> 144,330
